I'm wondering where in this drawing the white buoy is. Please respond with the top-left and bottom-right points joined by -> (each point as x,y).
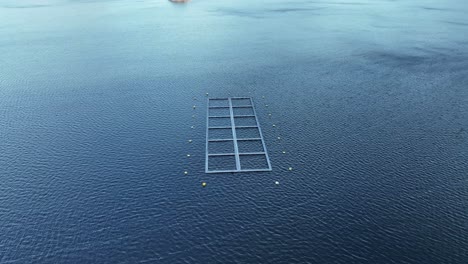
282,151 -> 286,154
288,167 -> 293,171
184,171 -> 188,175
191,126 -> 194,129
277,137 -> 281,140
193,105 -> 196,109
188,139 -> 193,143
206,93 -> 209,96
273,124 -> 276,127
187,154 -> 191,157
275,181 -> 279,185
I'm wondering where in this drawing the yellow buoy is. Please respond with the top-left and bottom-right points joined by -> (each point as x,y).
202,182 -> 207,187
184,171 -> 188,175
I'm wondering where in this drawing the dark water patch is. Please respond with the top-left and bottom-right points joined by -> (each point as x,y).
362,51 -> 428,67
267,7 -> 326,13
1,4 -> 51,9
326,1 -> 371,5
304,1 -> 372,6
418,6 -> 454,12
442,20 -> 468,26
359,49 -> 468,73
371,25 -> 404,29
457,40 -> 468,45
209,8 -> 264,19
211,6 -> 325,18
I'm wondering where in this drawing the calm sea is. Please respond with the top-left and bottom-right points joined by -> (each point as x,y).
1,0 -> 467,263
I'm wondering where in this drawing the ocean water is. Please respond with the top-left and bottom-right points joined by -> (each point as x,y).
1,0 -> 467,263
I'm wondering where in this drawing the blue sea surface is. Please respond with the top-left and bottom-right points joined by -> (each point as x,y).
1,0 -> 468,263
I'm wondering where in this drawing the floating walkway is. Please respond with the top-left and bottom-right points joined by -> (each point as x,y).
205,97 -> 272,173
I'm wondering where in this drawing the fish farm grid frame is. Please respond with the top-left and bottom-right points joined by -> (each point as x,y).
205,97 -> 272,173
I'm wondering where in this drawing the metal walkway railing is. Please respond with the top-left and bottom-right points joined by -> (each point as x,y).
205,97 -> 272,173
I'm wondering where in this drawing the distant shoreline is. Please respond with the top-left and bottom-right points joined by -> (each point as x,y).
169,0 -> 190,3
